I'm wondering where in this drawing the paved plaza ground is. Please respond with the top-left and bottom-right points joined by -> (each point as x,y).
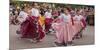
9,25 -> 94,50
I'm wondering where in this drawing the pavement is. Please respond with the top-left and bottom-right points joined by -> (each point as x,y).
9,25 -> 94,50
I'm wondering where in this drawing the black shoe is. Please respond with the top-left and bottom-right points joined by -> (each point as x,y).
54,42 -> 63,46
67,41 -> 74,46
46,32 -> 49,34
48,31 -> 51,33
46,31 -> 51,35
63,43 -> 67,46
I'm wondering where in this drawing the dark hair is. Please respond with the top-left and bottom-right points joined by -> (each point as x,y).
76,9 -> 80,12
40,8 -> 45,15
61,9 -> 64,13
21,6 -> 25,11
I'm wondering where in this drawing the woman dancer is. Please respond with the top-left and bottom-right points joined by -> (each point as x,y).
16,6 -> 29,35
52,8 -> 75,46
73,10 -> 86,38
30,3 -> 45,42
17,6 -> 45,43
45,8 -> 53,34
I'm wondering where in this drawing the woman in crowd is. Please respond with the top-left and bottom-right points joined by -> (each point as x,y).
52,8 -> 75,46
38,8 -> 45,30
31,3 -> 45,42
16,6 -> 29,35
16,5 -> 45,43
73,10 -> 86,39
45,8 -> 53,34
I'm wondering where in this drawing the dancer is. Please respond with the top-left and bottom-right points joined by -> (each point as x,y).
30,3 -> 45,42
45,8 -> 53,34
73,10 -> 86,38
17,5 -> 45,43
16,6 -> 29,35
52,8 -> 75,46
37,8 -> 46,41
